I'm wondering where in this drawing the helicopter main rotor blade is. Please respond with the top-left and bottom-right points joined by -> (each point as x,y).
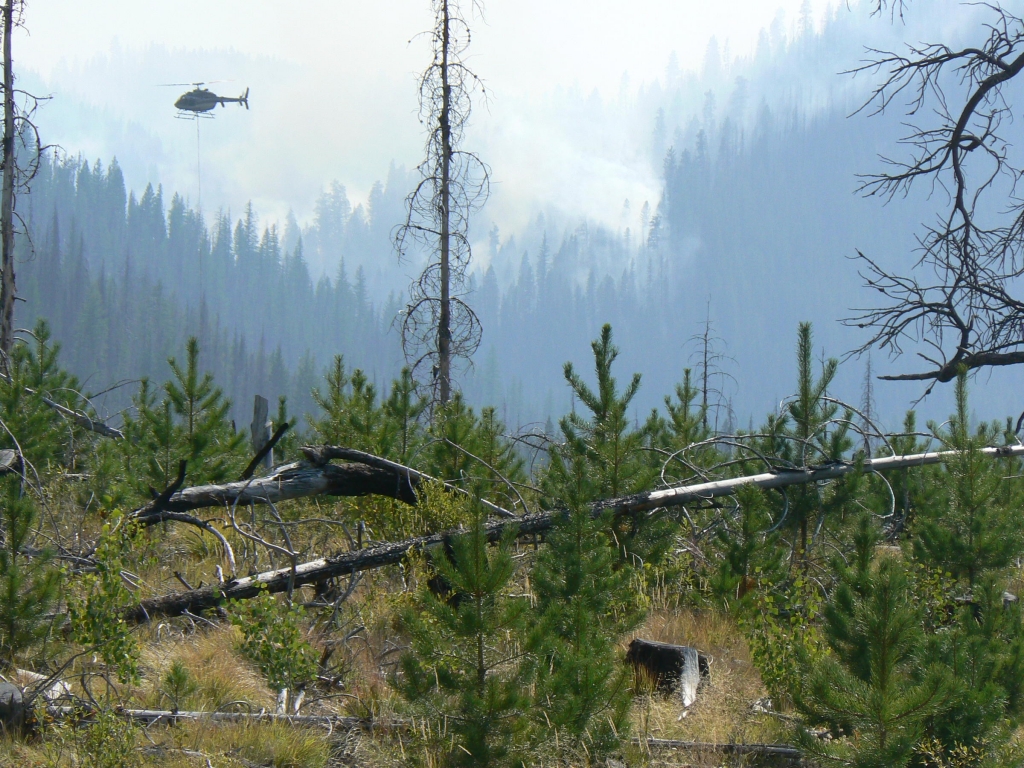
156,79 -> 232,87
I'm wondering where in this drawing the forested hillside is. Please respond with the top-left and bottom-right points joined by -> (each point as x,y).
17,154 -> 405,425
19,1 -> 997,431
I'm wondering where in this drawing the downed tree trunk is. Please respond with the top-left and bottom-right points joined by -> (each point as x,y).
49,705 -> 372,730
126,443 -> 1024,622
640,738 -> 802,764
46,704 -> 802,766
301,445 -> 515,518
126,510 -> 555,622
134,459 -> 420,514
130,446 -> 512,520
38,394 -> 124,439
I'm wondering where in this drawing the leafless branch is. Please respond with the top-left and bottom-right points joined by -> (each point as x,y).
845,5 -> 1024,384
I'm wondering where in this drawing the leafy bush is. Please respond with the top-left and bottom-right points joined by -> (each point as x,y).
230,587 -> 318,694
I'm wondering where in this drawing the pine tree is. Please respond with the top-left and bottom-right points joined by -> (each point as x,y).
529,434 -> 642,760
783,322 -> 851,562
910,371 -> 1024,752
426,394 -> 524,498
560,324 -> 654,499
550,324 -> 665,566
914,369 -> 1024,587
381,367 -> 427,464
795,517 -> 950,768
308,354 -> 349,445
710,485 -> 784,603
397,503 -> 531,767
344,369 -> 384,453
0,477 -> 59,669
164,337 -> 245,484
660,368 -> 710,450
0,319 -> 85,468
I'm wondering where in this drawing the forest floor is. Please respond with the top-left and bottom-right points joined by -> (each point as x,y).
0,497 -> 787,768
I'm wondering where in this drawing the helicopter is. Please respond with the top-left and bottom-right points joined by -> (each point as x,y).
164,82 -> 250,115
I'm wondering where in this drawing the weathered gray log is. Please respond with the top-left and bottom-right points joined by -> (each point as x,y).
594,443 -> 1024,517
135,460 -> 420,515
126,509 -> 555,622
641,738 -> 801,760
49,706 -> 800,764
125,443 -> 1024,622
129,447 -> 512,519
137,442 -> 1024,521
39,394 -> 124,439
50,705 -> 370,729
0,448 -> 19,475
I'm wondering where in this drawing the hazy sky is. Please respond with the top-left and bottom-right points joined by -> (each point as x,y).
16,0 -> 836,231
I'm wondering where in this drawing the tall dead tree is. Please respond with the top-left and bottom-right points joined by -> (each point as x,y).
0,0 -> 17,358
688,302 -> 735,433
395,0 -> 488,406
846,3 -> 1024,392
0,0 -> 43,364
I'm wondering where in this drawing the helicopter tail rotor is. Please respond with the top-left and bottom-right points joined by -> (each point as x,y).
240,88 -> 249,109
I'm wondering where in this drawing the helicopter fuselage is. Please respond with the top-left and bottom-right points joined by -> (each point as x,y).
174,87 -> 249,114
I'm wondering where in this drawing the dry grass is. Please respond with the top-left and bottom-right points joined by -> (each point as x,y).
137,625 -> 276,713
0,483 -> 799,767
629,606 -> 787,756
0,719 -> 334,767
0,600 -> 784,768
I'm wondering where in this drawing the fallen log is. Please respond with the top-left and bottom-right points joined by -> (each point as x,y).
126,510 -> 555,622
48,704 -> 802,762
126,443 -> 1024,622
134,442 -> 1024,521
39,394 -> 124,439
592,443 -> 1024,516
49,705 -> 371,730
131,446 -> 513,519
301,445 -> 515,518
134,459 -> 420,515
640,738 -> 801,761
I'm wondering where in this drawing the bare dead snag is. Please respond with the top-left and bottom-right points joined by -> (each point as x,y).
239,422 -> 290,481
0,0 -> 16,356
395,0 -> 488,404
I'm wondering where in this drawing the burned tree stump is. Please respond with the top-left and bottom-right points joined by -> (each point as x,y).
627,638 -> 710,703
0,682 -> 25,732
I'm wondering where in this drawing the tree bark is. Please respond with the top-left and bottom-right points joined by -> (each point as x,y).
437,0 -> 452,405
135,459 -> 420,516
0,0 -> 16,357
